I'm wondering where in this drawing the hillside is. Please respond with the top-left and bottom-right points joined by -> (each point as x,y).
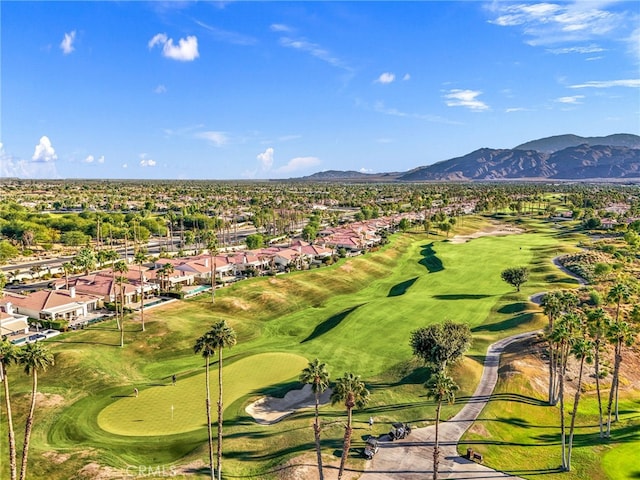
298,133 -> 640,182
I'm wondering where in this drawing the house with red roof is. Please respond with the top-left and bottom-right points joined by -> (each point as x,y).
3,287 -> 101,322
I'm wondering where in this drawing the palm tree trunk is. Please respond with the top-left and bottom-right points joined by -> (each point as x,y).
433,402 -> 441,480
559,351 -> 567,470
120,286 -> 125,348
605,345 -> 622,436
140,271 -> 145,332
217,348 -> 224,480
2,364 -> 18,480
548,343 -> 556,405
567,356 -> 586,471
205,356 -> 214,480
594,346 -> 603,437
337,406 -> 353,480
313,392 -> 324,480
19,371 -> 38,480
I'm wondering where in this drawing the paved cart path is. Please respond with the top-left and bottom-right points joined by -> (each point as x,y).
360,331 -> 539,480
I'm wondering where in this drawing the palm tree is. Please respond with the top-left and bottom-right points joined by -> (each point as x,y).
0,338 -> 19,480
61,262 -> 73,290
330,372 -> 370,480
299,359 -> 330,480
18,341 -> 54,480
586,308 -> 611,437
194,331 -> 217,480
113,260 -> 129,347
566,337 -> 592,471
134,249 -> 148,332
207,320 -> 236,480
158,263 -> 174,293
72,246 -> 96,275
606,281 -> 632,324
605,320 -> 637,435
425,372 -> 458,480
206,234 -> 218,304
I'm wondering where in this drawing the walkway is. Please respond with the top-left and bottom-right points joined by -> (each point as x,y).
360,332 -> 539,480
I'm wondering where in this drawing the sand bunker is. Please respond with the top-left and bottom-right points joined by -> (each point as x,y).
246,384 -> 332,425
449,225 -> 524,244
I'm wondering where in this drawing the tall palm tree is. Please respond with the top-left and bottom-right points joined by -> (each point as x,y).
17,342 -> 54,480
133,249 -> 148,332
605,320 -> 637,435
206,234 -> 218,304
194,331 -> 217,480
207,320 -> 237,480
0,338 -> 19,480
425,372 -> 458,480
606,281 -> 632,324
299,359 -> 330,480
330,372 -> 370,480
566,337 -> 592,471
586,308 -> 611,437
113,260 -> 129,347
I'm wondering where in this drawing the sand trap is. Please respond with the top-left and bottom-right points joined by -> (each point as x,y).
449,225 -> 524,244
246,384 -> 332,425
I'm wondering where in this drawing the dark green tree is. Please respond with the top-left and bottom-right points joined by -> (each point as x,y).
500,266 -> 529,292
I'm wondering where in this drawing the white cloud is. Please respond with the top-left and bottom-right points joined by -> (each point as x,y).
154,84 -> 167,94
402,73 -> 411,81
83,154 -> 105,164
32,136 -> 58,162
570,79 -> 640,88
359,167 -> 374,173
270,24 -> 292,33
60,30 -> 76,55
443,89 -> 489,111
487,2 -> 633,53
279,36 -> 351,71
257,147 -> 274,170
122,163 -> 128,169
505,107 -> 529,113
1,142 -> 60,178
194,19 -> 257,46
547,44 -> 605,55
276,156 -> 321,174
556,95 -> 584,104
149,33 -> 199,61
139,153 -> 156,167
376,72 -> 395,84
196,131 -> 228,146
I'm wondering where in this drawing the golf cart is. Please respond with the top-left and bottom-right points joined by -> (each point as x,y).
363,436 -> 379,459
388,422 -> 412,441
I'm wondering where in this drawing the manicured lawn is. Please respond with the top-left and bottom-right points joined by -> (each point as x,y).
3,215 -> 634,479
98,352 -> 308,436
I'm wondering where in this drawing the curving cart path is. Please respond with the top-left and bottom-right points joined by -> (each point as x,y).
360,256 -> 586,479
360,331 -> 538,480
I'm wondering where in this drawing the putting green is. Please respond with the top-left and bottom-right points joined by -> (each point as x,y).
97,352 -> 308,436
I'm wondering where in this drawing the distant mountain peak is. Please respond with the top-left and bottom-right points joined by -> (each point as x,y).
295,134 -> 640,182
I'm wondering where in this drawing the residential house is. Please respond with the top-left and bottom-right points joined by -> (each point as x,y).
3,287 -> 101,322
0,302 -> 30,338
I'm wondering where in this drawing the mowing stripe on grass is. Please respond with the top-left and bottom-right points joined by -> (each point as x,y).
97,352 -> 308,436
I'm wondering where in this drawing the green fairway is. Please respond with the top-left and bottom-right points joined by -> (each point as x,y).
4,216 -> 634,480
97,352 -> 308,436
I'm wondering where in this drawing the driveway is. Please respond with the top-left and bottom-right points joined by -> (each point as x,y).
360,332 -> 539,480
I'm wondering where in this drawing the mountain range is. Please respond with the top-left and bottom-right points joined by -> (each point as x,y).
297,134 -> 640,182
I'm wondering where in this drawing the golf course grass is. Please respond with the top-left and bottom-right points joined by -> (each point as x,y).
98,352 -> 308,436
1,214 -> 637,479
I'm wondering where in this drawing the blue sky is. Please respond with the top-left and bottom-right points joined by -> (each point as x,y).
1,1 -> 639,180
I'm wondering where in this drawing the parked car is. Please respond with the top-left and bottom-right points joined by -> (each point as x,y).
363,436 -> 379,459
388,422 -> 412,441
